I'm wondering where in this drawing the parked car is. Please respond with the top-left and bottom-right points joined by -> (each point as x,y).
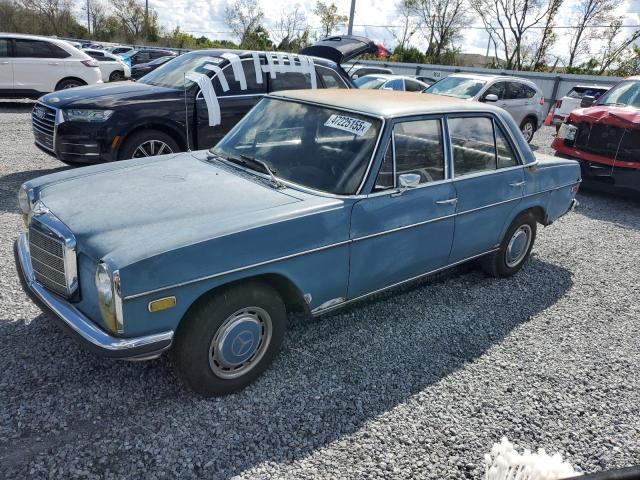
415,75 -> 437,86
31,35 -> 376,165
552,76 -> 640,197
107,46 -> 134,56
348,65 -> 393,79
425,73 -> 545,143
130,55 -> 174,80
354,74 -> 430,92
15,89 -> 581,396
126,48 -> 177,67
0,33 -> 102,97
545,84 -> 611,130
83,48 -> 131,82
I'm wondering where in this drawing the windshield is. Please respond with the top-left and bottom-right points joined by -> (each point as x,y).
597,80 -> 640,108
138,52 -> 223,89
354,76 -> 387,89
212,98 -> 382,195
425,76 -> 487,99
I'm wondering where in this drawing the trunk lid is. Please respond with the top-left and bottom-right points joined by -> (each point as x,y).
299,36 -> 377,64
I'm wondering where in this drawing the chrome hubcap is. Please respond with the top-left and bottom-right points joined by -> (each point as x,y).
133,140 -> 173,158
63,82 -> 80,89
209,307 -> 272,379
521,122 -> 534,141
506,224 -> 532,268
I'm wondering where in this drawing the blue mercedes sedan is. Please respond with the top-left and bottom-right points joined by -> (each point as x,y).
15,90 -> 581,396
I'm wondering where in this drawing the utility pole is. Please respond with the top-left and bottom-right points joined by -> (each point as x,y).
86,0 -> 91,36
347,0 -> 356,35
144,0 -> 149,39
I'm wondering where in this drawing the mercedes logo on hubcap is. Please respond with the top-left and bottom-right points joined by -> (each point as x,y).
231,331 -> 255,357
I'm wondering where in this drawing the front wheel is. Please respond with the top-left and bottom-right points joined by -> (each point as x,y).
109,70 -> 125,82
482,212 -> 537,277
520,118 -> 536,143
118,129 -> 179,160
171,282 -> 287,396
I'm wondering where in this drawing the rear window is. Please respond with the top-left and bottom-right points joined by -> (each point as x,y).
567,87 -> 609,99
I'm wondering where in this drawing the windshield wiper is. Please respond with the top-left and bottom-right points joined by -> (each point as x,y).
209,151 -> 284,189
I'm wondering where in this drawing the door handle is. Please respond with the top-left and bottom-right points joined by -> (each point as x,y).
0,61 -> 9,65
435,198 -> 458,205
509,181 -> 526,187
47,62 -> 60,66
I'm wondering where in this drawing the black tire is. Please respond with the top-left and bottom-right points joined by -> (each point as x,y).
171,282 -> 287,396
109,70 -> 125,82
482,211 -> 537,278
55,78 -> 86,90
118,129 -> 180,160
520,118 -> 536,143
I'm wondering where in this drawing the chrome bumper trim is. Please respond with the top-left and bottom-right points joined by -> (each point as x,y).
16,233 -> 173,360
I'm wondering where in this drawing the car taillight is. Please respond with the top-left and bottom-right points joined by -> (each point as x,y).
81,59 -> 99,68
555,100 -> 562,108
540,96 -> 545,106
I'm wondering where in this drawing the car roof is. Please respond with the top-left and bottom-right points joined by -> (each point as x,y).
270,89 -> 501,118
446,72 -> 536,84
570,85 -> 612,90
182,49 -> 341,69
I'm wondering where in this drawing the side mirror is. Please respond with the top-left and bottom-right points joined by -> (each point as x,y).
580,95 -> 595,108
483,94 -> 499,102
398,173 -> 420,189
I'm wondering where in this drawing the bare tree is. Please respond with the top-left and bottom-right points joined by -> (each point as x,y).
527,0 -> 562,70
224,0 -> 265,46
82,0 -> 107,36
595,21 -> 640,74
271,5 -> 308,50
471,0 -> 564,70
109,0 -> 145,39
313,1 -> 347,38
408,0 -> 470,62
389,0 -> 419,50
20,0 -> 75,35
567,0 -> 620,68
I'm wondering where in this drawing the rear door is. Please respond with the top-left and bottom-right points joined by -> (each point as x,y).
0,38 -> 13,90
447,115 -> 525,262
195,57 -> 266,149
13,38 -> 69,92
503,81 -> 532,125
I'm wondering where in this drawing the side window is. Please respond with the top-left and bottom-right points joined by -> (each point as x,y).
495,125 -> 518,168
135,51 -> 151,62
0,39 -> 9,57
15,39 -> 68,58
506,82 -> 529,100
449,117 -> 496,176
393,119 -> 445,184
523,84 -> 536,98
317,66 -> 347,89
270,70 -> 311,92
405,79 -> 424,92
483,82 -> 505,100
385,78 -> 403,91
375,141 -> 395,190
212,59 -> 266,96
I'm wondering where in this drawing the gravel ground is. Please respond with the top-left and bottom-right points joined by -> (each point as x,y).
0,102 -> 639,479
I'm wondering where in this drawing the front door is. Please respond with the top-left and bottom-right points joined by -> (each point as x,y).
348,117 -> 456,298
447,115 -> 525,262
0,39 -> 13,90
195,57 -> 266,149
12,38 -> 68,93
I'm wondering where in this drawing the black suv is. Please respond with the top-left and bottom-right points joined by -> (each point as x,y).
32,36 -> 376,165
128,48 -> 177,66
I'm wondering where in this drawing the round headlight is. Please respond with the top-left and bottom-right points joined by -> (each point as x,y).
96,262 -> 116,332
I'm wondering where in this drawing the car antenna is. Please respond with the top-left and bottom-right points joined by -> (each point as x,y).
183,73 -> 191,152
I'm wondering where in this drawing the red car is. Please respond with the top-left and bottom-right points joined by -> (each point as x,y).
552,76 -> 640,196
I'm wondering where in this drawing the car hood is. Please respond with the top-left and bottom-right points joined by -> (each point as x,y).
569,105 -> 640,129
32,152 -> 332,266
39,82 -> 179,108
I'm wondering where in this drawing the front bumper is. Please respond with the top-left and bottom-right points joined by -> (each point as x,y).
14,233 -> 173,360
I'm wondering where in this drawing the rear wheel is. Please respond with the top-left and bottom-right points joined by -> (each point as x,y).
55,78 -> 86,90
520,118 -> 536,143
171,282 -> 287,396
109,70 -> 125,82
118,129 -> 179,160
482,211 -> 537,277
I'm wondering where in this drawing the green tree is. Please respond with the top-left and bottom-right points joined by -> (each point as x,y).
313,1 -> 347,38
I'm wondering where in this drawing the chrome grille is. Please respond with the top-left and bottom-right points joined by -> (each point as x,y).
32,103 -> 56,153
28,224 -> 75,298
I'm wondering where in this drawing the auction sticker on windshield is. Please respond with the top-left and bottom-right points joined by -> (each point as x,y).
324,114 -> 372,136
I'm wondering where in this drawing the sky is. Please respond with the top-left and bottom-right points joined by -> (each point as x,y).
93,0 -> 640,65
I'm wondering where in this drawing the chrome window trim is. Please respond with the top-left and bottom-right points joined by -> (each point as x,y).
123,181 -> 578,301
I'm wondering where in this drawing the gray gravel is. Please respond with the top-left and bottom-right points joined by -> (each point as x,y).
0,103 -> 639,479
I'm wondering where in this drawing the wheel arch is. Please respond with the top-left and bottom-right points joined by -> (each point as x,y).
116,121 -> 187,157
499,203 -> 548,244
55,77 -> 88,90
176,273 -> 310,333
